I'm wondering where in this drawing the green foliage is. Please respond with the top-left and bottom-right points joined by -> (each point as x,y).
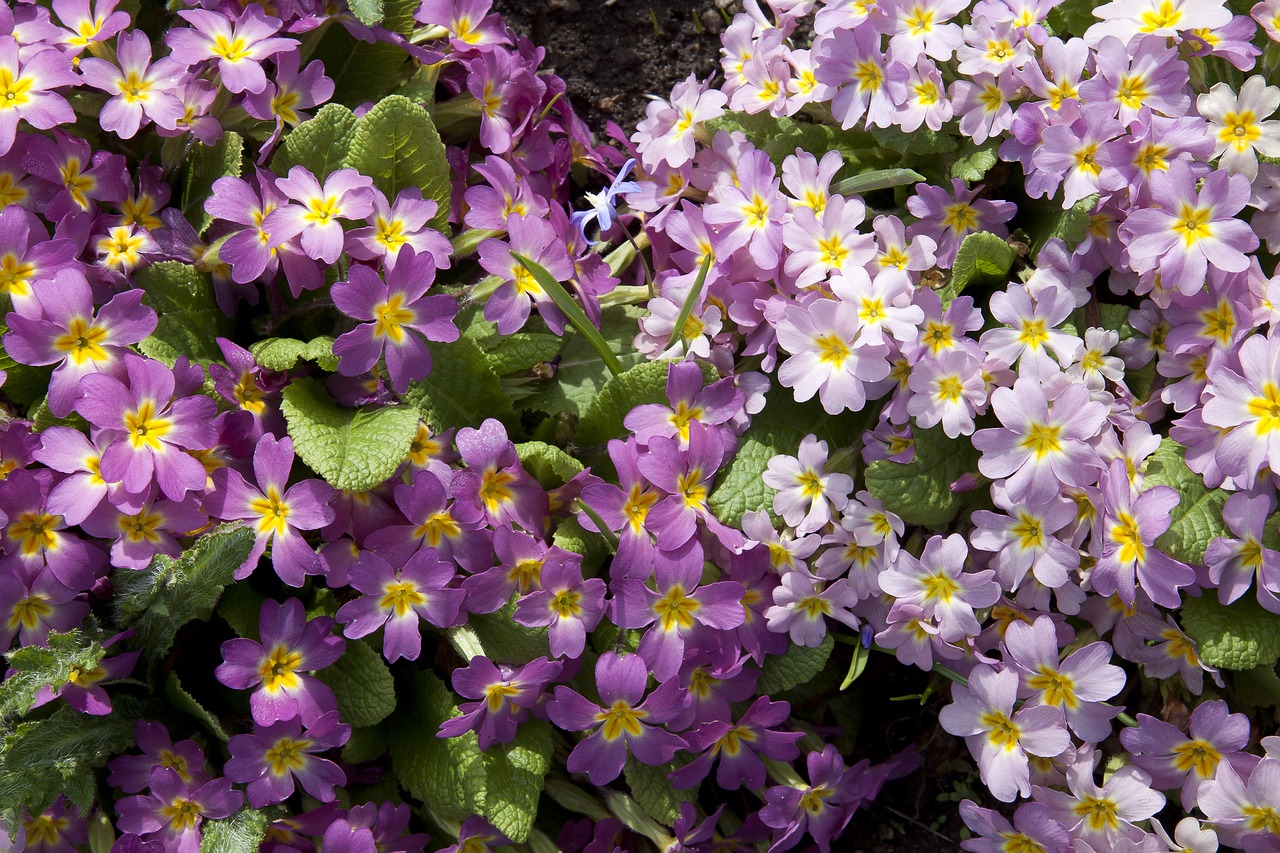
217,582 -> 266,640
0,328 -> 53,406
1142,439 -> 1230,564
1181,595 -> 1280,671
949,140 -> 999,183
251,336 -> 339,372
526,306 -> 648,417
111,524 -> 257,660
342,725 -> 388,764
164,673 -> 230,742
200,807 -> 272,853
403,337 -> 513,430
1024,193 -> 1099,253
946,232 -> 1016,300
840,641 -> 871,690
1233,664 -> 1280,707
758,634 -> 835,695
346,95 -> 450,232
829,167 -> 925,196
482,718 -> 554,842
515,441 -> 585,489
281,377 -> 419,491
135,262 -> 232,363
0,630 -> 104,719
708,112 -> 885,170
864,426 -> 981,528
870,124 -> 958,156
315,638 -> 396,727
552,517 -> 611,568
710,395 -> 865,527
346,0 -> 384,26
575,360 -> 674,448
271,103 -> 358,179
624,755 -> 694,825
312,28 -> 407,110
390,671 -> 485,821
0,703 -> 138,818
466,598 -> 552,665
483,332 -> 562,376
181,132 -> 243,235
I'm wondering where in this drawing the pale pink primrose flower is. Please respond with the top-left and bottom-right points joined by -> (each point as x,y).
762,435 -> 854,535
1198,76 -> 1280,180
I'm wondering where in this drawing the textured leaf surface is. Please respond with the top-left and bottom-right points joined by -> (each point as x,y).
135,262 -> 231,363
484,332 -> 562,376
390,671 -> 484,821
272,103 -> 357,179
758,634 -> 834,695
949,140 -> 999,182
403,337 -> 512,431
346,95 -> 450,231
200,807 -> 270,853
468,598 -> 552,665
315,638 -> 396,727
948,232 -> 1015,295
281,378 -> 419,491
515,441 -> 585,488
0,630 -> 103,718
525,306 -> 648,417
624,756 -> 694,825
251,336 -> 338,372
1026,193 -> 1098,253
164,673 -> 230,742
1143,439 -> 1229,565
575,360 -> 673,448
1181,596 -> 1280,671
710,112 -> 888,170
482,719 -> 553,842
111,524 -> 257,660
182,132 -> 243,234
346,0 -> 383,25
864,426 -> 980,528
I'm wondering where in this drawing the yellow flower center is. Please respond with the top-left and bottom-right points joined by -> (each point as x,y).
379,580 -> 426,617
373,292 -> 416,344
211,34 -> 252,62
595,700 -> 647,740
9,511 -> 60,556
980,710 -> 1021,749
259,644 -> 303,692
161,798 -> 204,832
1139,0 -> 1182,32
413,511 -> 460,547
1173,203 -> 1211,246
1172,738 -> 1222,778
478,468 -> 517,513
8,594 -> 53,630
1020,422 -> 1063,459
265,737 -> 311,776
1110,510 -> 1146,564
0,69 -> 33,110
52,316 -> 110,365
1074,796 -> 1120,831
653,583 -> 701,632
1027,665 -> 1078,709
814,333 -> 851,368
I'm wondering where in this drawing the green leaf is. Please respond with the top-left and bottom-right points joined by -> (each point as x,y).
482,718 -> 553,842
624,755 -> 694,825
709,395 -> 866,528
250,336 -> 338,372
217,582 -> 265,641
949,140 -> 999,183
1181,595 -> 1280,670
483,332 -> 562,376
111,524 -> 257,660
0,329 -> 53,406
870,124 -> 958,156
513,253 -> 623,376
342,725 -> 388,764
402,337 -> 512,431
314,30 -> 407,110
575,360 -> 673,448
709,111 -> 885,170
200,807 -> 271,853
525,306 -> 648,417
830,168 -> 925,196
668,254 -> 712,352
315,638 -> 396,727
0,703 -> 137,817
515,441 -> 584,489
467,598 -> 552,665
0,630 -> 104,719
271,103 -> 358,179
390,671 -> 484,822
840,641 -> 871,691
947,232 -> 1015,297
1142,439 -> 1230,565
346,0 -> 383,26
1025,193 -> 1099,254
345,95 -> 450,231
182,132 -> 243,235
552,516 -> 610,568
864,425 -> 981,528
135,262 -> 232,363
280,377 -> 419,491
758,634 -> 834,695
164,673 -> 230,742
1233,663 -> 1280,707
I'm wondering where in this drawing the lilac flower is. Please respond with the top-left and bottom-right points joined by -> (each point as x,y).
1120,160 -> 1257,297
906,179 -> 1015,267
3,268 -> 157,417
783,195 -> 877,289
437,656 -> 563,750
346,188 -> 451,269
970,487 -> 1079,591
77,355 -> 217,501
243,49 -> 334,154
776,297 -> 891,415
814,25 -> 909,129
1120,700 -> 1256,809
979,283 -> 1077,378
80,492 -> 205,570
958,801 -> 1071,853
108,721 -> 210,794
0,38 -> 77,156
1206,491 -> 1280,612
546,652 -> 687,785
634,73 -> 727,169
1078,36 -> 1189,123
225,711 -> 349,807
334,548 -> 464,662
478,214 -> 574,335
77,30 -> 184,140
115,767 -> 243,852
762,435 -> 854,534
704,148 -> 786,270
939,664 -> 1070,802
759,746 -> 862,853
635,424 -> 742,552
1085,0 -> 1231,45
0,566 -> 85,649
578,438 -> 659,578
331,247 -> 460,393
1197,758 -> 1280,850
765,572 -> 861,647
880,534 -> 1000,642
670,696 -> 802,790
205,434 -> 335,585
263,167 -> 375,264
215,597 -> 344,726
906,348 -> 987,438
1034,760 -> 1165,849
167,6 -> 295,94
363,469 -> 490,572
623,361 -> 743,447
513,560 -> 606,659
1203,332 -> 1280,489
0,205 -> 77,304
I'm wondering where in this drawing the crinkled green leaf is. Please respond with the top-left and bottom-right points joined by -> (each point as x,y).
182,132 -> 243,234
111,524 -> 257,660
1233,663 -> 1280,707
870,124 -> 958,156
1026,193 -> 1099,254
164,673 -> 230,742
346,0 -> 383,26
315,638 -> 396,727
281,377 -> 419,491
710,396 -> 866,527
0,630 -> 104,719
949,140 -> 999,183
0,328 -> 53,406
250,336 -> 338,372
482,718 -> 552,842
0,702 -> 138,818
390,671 -> 485,821
947,232 -> 1015,297
525,306 -> 648,417
552,516 -> 610,568
709,112 -> 885,170
758,633 -> 834,695
318,33 -> 407,110
1142,439 -> 1230,565
468,598 -> 551,665
342,725 -> 388,764
402,337 -> 512,431
271,103 -> 358,179
575,360 -> 674,448
217,582 -> 266,641
864,425 -> 981,528
345,95 -> 450,232
135,262 -> 231,363
1181,595 -> 1280,670
484,332 -> 562,376
515,441 -> 584,489
624,755 -> 694,825
200,807 -> 271,853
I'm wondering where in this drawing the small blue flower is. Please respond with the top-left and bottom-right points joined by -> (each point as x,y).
571,158 -> 640,244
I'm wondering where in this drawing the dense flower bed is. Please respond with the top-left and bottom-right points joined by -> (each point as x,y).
4,0 -> 1280,850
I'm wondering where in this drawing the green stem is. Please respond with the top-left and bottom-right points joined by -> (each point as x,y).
512,253 -> 624,376
572,500 -> 619,553
667,252 -> 713,352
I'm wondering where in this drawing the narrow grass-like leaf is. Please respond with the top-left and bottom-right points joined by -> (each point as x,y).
830,168 -> 925,196
666,252 -> 712,352
511,253 -> 623,376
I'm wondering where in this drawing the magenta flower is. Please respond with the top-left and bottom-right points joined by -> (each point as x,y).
0,38 -> 77,157
76,355 -> 217,501
77,30 -> 184,139
546,652 -> 687,785
759,746 -> 862,853
513,560 -> 606,659
0,566 -> 86,650
346,188 -> 451,269
243,49 -> 335,154
334,548 -> 464,662
437,655 -> 563,751
1206,491 -> 1280,612
167,5 -> 294,94
215,597 -> 344,726
1120,700 -> 1256,810
1120,160 -> 1257,297
115,767 -> 242,852
450,418 -> 548,534
331,247 -> 460,393
623,360 -> 743,448
670,696 -> 802,791
578,438 -> 659,578
635,423 -> 742,552
225,711 -> 350,807
0,468 -> 104,591
263,166 -> 375,264
362,468 -> 491,572
80,492 -> 205,571
108,721 -> 210,794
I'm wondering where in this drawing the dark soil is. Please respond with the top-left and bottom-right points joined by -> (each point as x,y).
492,0 -> 728,136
